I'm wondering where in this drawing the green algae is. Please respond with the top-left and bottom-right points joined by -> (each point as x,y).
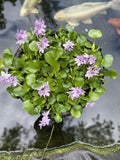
0,142 -> 120,160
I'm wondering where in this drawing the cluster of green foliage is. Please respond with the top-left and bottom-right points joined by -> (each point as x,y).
0,25 -> 117,123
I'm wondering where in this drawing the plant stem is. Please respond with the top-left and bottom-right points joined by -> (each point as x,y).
41,124 -> 54,160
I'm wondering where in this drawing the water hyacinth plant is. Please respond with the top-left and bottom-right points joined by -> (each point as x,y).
0,18 -> 117,129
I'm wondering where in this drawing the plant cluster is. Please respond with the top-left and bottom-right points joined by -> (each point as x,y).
0,18 -> 117,128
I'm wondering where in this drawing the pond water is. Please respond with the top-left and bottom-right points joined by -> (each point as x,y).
0,0 -> 120,159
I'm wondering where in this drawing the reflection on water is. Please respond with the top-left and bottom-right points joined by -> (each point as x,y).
0,0 -> 17,30
0,115 -> 116,151
0,1 -> 120,159
67,115 -> 114,146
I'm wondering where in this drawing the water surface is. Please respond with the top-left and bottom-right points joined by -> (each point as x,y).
0,0 -> 120,159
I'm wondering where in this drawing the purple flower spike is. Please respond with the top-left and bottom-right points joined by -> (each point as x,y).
39,112 -> 50,129
33,18 -> 46,36
67,87 -> 85,100
37,37 -> 49,53
85,65 -> 101,79
0,71 -> 18,87
38,82 -> 51,97
86,102 -> 95,107
9,76 -> 19,87
88,55 -> 96,64
63,40 -> 74,51
75,53 -> 97,66
15,29 -> 28,45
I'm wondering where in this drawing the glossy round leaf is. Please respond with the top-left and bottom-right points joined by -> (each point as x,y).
23,100 -> 33,111
54,114 -> 62,123
26,74 -> 36,86
89,91 -> 100,101
13,86 -> 26,97
95,87 -> 106,95
88,29 -> 102,38
65,24 -> 73,32
75,77 -> 84,87
57,94 -> 68,102
29,41 -> 39,51
73,105 -> 83,112
101,54 -> 113,67
109,69 -> 117,79
71,108 -> 82,118
3,51 -> 13,66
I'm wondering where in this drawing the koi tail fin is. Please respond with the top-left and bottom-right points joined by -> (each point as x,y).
110,0 -> 120,10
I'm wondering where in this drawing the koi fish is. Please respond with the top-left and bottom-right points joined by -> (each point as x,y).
108,18 -> 120,35
20,0 -> 42,17
54,0 -> 120,26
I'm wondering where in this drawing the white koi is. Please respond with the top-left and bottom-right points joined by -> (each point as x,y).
54,0 -> 120,26
20,0 -> 42,17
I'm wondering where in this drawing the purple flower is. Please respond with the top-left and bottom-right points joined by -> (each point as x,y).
37,82 -> 51,97
0,71 -> 18,87
39,112 -> 50,129
86,101 -> 95,107
85,65 -> 101,79
75,53 -> 88,66
15,29 -> 28,45
33,18 -> 46,36
75,53 -> 96,66
37,37 -> 49,53
75,55 -> 85,66
9,76 -> 19,87
88,55 -> 96,64
67,87 -> 85,100
63,40 -> 74,51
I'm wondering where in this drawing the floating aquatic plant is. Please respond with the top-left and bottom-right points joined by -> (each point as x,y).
0,19 -> 117,129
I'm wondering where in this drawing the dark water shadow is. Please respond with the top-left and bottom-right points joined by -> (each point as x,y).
0,0 -> 17,30
0,114 -> 116,151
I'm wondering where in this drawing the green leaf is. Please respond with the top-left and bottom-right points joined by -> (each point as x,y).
95,87 -> 106,95
48,95 -> 56,104
58,71 -> 67,78
101,54 -> 113,67
31,83 -> 42,89
75,77 -> 84,87
7,87 -> 17,98
65,24 -> 73,32
84,41 -> 92,48
0,58 -> 4,68
68,31 -> 77,40
57,94 -> 68,102
34,105 -> 41,114
45,48 -> 63,64
26,74 -> 36,86
54,114 -> 62,123
25,61 -> 40,73
3,48 -> 13,66
23,100 -> 33,111
29,41 -> 39,51
52,61 -> 60,73
89,91 -> 99,101
55,103 -> 64,113
12,58 -> 25,68
77,34 -> 87,45
13,86 -> 26,97
88,29 -> 102,38
26,31 -> 35,41
73,105 -> 83,112
3,48 -> 12,55
70,108 -> 82,118
109,69 -> 117,79
28,109 -> 35,116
